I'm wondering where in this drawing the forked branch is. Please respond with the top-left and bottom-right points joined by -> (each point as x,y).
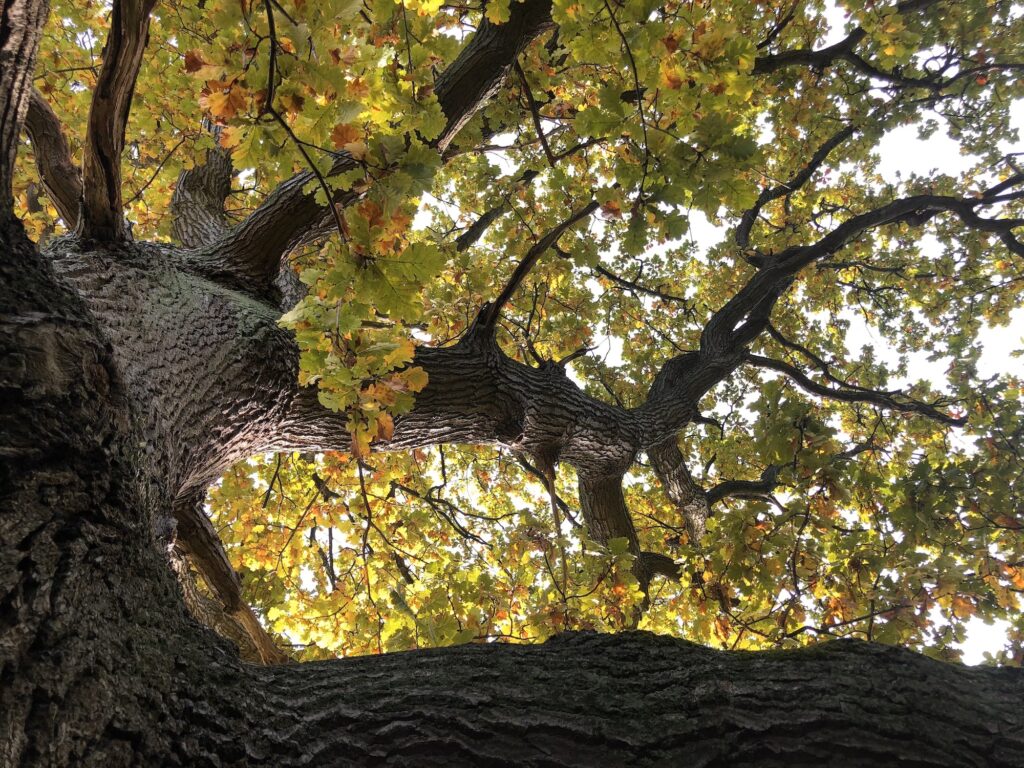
200,0 -> 555,293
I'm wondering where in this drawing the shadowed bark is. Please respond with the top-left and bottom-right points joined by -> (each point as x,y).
23,88 -> 81,227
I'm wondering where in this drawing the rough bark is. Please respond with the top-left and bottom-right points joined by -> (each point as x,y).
169,127 -> 233,248
0,0 -> 49,217
23,88 -> 81,227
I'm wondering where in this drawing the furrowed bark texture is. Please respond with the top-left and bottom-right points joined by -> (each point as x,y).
242,631 -> 1024,767
6,230 -> 1019,765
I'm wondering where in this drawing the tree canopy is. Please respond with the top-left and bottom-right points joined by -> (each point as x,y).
17,0 -> 1024,665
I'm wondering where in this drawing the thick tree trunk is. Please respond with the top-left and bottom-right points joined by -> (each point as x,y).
2,218 -> 1022,768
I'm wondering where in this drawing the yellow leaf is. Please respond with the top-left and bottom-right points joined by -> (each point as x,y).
378,412 -> 395,441
485,0 -> 510,24
403,366 -> 429,392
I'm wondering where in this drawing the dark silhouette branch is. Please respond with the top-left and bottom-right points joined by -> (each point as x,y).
455,169 -> 538,251
482,199 -> 598,329
736,123 -> 856,249
514,61 -> 557,167
745,353 -> 967,426
706,465 -> 781,506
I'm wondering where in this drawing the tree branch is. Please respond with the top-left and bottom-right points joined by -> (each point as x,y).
745,352 -> 967,426
171,493 -> 289,665
78,0 -> 158,241
706,465 -> 780,506
647,437 -> 709,545
736,123 -> 856,249
0,0 -> 50,223
752,0 -> 940,77
170,124 -> 233,248
638,184 -> 1023,445
514,61 -> 556,167
23,88 -> 82,227
455,169 -> 538,252
482,199 -> 598,329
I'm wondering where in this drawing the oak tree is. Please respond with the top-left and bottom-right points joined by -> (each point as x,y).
3,0 -> 1024,764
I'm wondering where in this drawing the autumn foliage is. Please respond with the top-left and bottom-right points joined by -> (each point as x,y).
19,0 -> 1024,665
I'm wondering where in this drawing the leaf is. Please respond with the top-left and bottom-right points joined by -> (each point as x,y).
484,0 -> 510,24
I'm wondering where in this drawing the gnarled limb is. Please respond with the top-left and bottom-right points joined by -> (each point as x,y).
78,0 -> 157,241
640,186 -> 1024,448
23,87 -> 81,227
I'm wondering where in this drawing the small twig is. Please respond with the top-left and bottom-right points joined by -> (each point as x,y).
514,61 -> 557,167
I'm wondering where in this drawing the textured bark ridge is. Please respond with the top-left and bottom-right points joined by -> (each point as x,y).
243,631 -> 1024,767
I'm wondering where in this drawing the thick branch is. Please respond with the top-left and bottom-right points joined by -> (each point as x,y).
170,546 -> 288,665
23,88 -> 82,227
274,328 -> 640,476
170,127 -> 233,248
648,437 -> 709,545
78,0 -> 157,241
706,465 -> 781,506
431,0 -> 555,153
